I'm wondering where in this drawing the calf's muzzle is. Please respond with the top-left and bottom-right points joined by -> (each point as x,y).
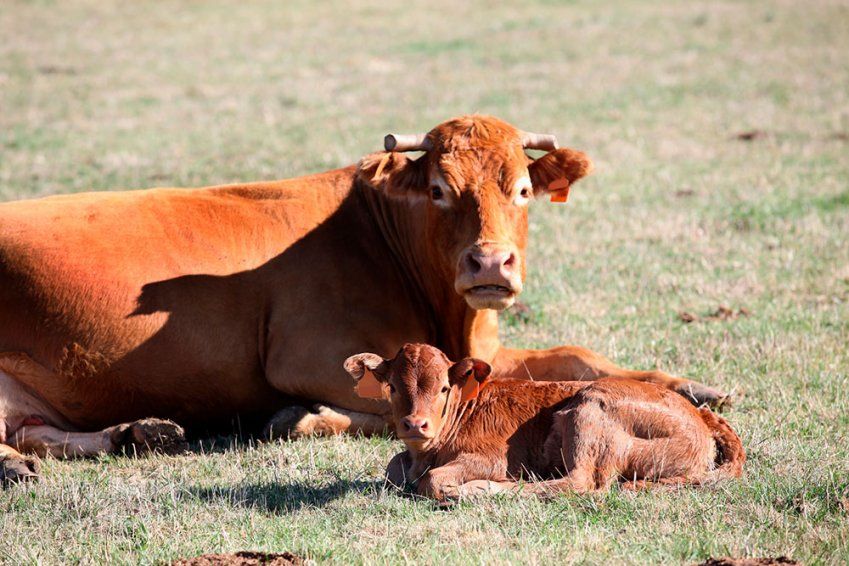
400,415 -> 431,437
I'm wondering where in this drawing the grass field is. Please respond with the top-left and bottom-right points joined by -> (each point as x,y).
2,0 -> 848,564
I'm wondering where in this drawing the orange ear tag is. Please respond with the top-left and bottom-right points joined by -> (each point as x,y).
460,379 -> 481,403
355,368 -> 384,399
548,178 -> 570,203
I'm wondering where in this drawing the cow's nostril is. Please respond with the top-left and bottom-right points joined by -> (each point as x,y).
503,253 -> 516,268
402,418 -> 412,431
420,420 -> 429,431
465,253 -> 482,273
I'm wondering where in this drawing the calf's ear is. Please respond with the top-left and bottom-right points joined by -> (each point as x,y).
344,353 -> 390,399
356,152 -> 427,200
449,358 -> 492,402
528,148 -> 594,203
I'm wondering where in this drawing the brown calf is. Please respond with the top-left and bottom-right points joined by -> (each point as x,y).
345,344 -> 744,500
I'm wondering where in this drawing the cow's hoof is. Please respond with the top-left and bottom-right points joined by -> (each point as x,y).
0,453 -> 40,487
676,382 -> 733,410
265,405 -> 343,440
264,406 -> 312,440
110,418 -> 187,455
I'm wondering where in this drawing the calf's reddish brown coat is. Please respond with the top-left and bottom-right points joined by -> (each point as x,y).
346,344 -> 744,500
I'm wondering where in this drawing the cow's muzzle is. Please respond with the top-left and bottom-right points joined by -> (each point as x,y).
454,243 -> 523,310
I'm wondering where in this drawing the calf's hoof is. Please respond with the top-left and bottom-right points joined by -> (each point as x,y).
0,453 -> 40,487
110,418 -> 187,455
676,382 -> 733,409
449,480 -> 511,499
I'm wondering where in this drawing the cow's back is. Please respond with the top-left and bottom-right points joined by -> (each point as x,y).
0,168 -> 357,428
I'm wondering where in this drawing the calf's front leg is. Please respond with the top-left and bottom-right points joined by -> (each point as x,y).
415,453 -> 506,501
417,463 -> 469,500
384,450 -> 413,489
492,345 -> 728,407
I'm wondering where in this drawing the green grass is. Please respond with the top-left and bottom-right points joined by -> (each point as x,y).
1,0 -> 848,564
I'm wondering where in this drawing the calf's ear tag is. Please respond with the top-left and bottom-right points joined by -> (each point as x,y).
356,369 -> 384,399
548,178 -> 570,203
460,379 -> 481,403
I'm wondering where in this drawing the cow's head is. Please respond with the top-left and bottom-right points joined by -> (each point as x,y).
344,343 -> 491,452
357,115 -> 593,310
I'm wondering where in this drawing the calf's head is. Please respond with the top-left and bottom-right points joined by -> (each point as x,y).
357,115 -> 593,310
344,344 -> 491,451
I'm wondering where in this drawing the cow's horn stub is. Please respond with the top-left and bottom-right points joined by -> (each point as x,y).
522,132 -> 559,151
384,133 -> 432,152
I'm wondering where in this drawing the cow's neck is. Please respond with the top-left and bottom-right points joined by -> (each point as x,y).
357,182 -> 500,361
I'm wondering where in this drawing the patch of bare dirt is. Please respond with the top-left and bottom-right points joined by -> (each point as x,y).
695,558 -> 799,566
36,65 -> 78,75
733,130 -> 768,141
171,551 -> 304,566
679,305 -> 751,324
839,486 -> 849,514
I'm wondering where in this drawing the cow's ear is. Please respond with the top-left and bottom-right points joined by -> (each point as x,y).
528,148 -> 594,203
356,152 -> 427,199
449,358 -> 492,402
344,353 -> 390,399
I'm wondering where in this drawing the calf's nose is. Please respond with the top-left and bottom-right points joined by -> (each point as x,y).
400,416 -> 430,435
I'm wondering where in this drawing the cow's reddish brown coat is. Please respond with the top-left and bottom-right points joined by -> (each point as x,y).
0,115 -> 726,480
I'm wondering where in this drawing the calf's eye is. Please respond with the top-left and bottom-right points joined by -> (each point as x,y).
441,386 -> 450,394
389,384 -> 396,393
431,186 -> 443,200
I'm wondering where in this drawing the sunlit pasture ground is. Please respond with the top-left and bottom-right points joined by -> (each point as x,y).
1,0 -> 848,563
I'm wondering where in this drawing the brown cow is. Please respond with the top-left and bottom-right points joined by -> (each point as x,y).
345,344 -> 744,501
0,115 -> 727,483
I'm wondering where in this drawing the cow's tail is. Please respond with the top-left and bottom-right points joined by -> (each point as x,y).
699,407 -> 745,482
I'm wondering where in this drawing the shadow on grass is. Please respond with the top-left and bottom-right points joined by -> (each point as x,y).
188,479 -> 383,514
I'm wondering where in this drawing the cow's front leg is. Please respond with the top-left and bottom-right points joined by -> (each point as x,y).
0,443 -> 40,486
12,418 -> 187,458
264,404 -> 389,440
493,345 -> 728,407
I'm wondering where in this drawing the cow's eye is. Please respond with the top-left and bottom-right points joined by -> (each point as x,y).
430,186 -> 443,201
388,384 -> 396,394
515,186 -> 532,206
441,386 -> 450,394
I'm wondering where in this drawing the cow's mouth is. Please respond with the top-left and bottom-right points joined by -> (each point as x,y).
464,285 -> 517,310
469,284 -> 512,295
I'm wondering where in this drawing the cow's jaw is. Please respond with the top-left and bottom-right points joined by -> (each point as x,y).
462,285 -> 519,311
